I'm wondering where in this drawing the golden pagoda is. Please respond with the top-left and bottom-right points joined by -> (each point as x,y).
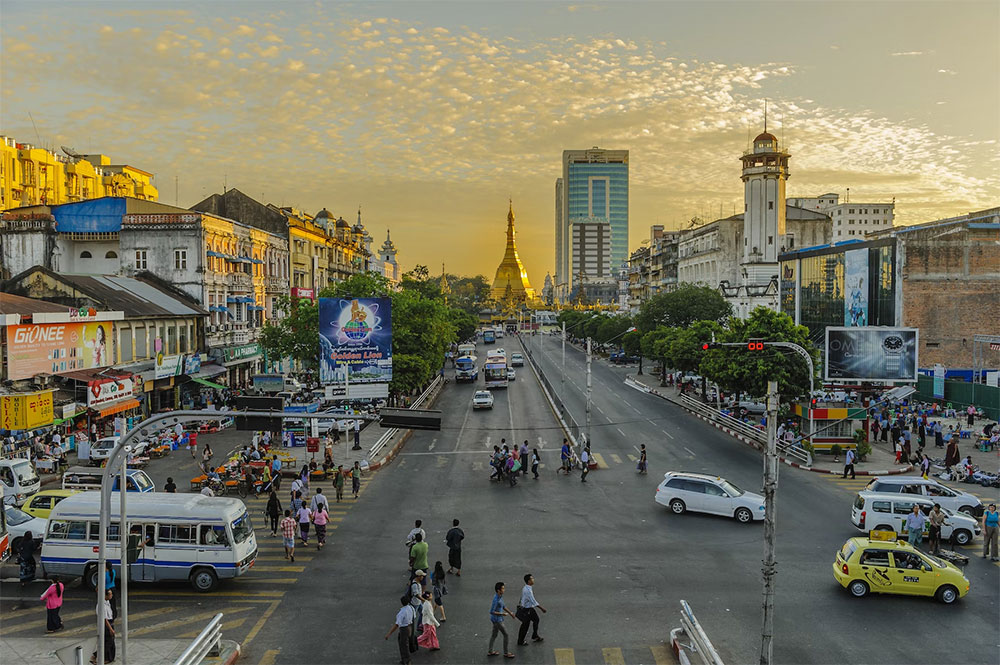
491,201 -> 536,305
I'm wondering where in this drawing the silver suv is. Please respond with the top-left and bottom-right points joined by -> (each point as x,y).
864,477 -> 982,517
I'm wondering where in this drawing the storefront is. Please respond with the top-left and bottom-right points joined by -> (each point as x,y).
182,361 -> 228,409
0,390 -> 56,460
791,402 -> 868,451
87,375 -> 142,438
219,343 -> 263,388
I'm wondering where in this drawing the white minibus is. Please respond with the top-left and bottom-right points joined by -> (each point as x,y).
41,491 -> 257,592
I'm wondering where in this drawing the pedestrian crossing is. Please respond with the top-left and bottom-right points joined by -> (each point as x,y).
553,645 -> 674,664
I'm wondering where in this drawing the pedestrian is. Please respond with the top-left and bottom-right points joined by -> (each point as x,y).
409,533 -> 429,578
928,504 -> 946,555
406,520 -> 427,546
265,490 -> 282,536
580,446 -> 591,483
905,504 -> 926,548
202,444 -> 213,469
313,500 -> 329,550
445,519 -> 464,576
104,561 -> 118,619
90,588 -> 115,665
637,444 -> 647,474
290,490 -> 304,515
967,404 -> 976,427
353,419 -> 361,449
416,591 -> 441,650
920,453 -> 931,479
163,477 -> 177,493
296,502 -> 312,545
531,448 -> 540,480
843,447 -> 856,479
516,573 -> 546,646
487,581 -> 517,659
431,561 -> 447,621
520,440 -> 530,476
39,575 -> 65,633
893,438 -> 902,464
559,439 -> 570,475
309,488 -> 326,512
17,532 -> 37,595
934,421 -> 944,448
982,503 -> 999,561
351,461 -> 362,498
334,465 -> 345,502
280,509 -> 297,562
385,595 -> 417,665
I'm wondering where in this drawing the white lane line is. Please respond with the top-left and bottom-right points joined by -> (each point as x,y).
661,429 -> 675,439
684,446 -> 696,457
428,438 -> 437,451
596,404 -> 606,416
453,392 -> 474,452
616,428 -> 626,437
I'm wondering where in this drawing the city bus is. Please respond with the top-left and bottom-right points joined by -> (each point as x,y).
41,492 -> 257,592
483,329 -> 496,344
484,357 -> 508,389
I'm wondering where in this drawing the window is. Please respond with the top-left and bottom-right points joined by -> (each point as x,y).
859,550 -> 890,566
80,251 -> 92,259
120,328 -> 133,363
174,249 -> 187,270
135,250 -> 148,270
200,525 -> 230,547
849,219 -> 854,224
158,524 -> 197,544
849,208 -> 855,214
704,483 -> 727,497
893,551 -> 924,570
893,500 -> 919,515
88,523 -> 121,542
30,495 -> 52,510
872,501 -> 891,513
768,201 -> 774,210
48,520 -> 89,540
768,236 -> 773,245
105,251 -> 118,259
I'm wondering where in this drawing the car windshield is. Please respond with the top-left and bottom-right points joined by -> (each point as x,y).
718,479 -> 743,496
840,541 -> 858,561
12,461 -> 38,484
231,511 -> 253,544
920,552 -> 948,569
4,505 -> 34,526
131,473 -> 154,492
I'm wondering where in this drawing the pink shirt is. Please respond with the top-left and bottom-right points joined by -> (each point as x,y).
313,509 -> 329,526
40,583 -> 64,609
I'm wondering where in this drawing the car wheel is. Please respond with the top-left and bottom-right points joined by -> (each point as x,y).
734,507 -> 753,524
958,505 -> 976,517
10,536 -> 21,552
84,564 -> 99,591
669,499 -> 686,514
935,585 -> 959,604
190,567 -> 218,592
951,529 -> 972,546
848,580 -> 869,598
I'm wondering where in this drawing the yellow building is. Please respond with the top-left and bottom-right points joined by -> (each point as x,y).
273,206 -> 372,298
491,202 -> 536,306
0,136 -> 158,210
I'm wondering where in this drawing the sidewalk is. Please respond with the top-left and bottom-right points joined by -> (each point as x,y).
626,372 -> 915,476
0,637 -> 239,665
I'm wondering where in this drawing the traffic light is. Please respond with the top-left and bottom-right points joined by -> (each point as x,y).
746,338 -> 765,351
702,342 -> 720,351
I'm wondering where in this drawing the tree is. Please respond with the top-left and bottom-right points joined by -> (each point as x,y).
448,275 -> 492,314
641,327 -> 675,384
259,296 -> 321,370
699,307 -> 817,401
320,272 -> 391,300
635,283 -> 732,332
622,329 -> 644,374
390,353 -> 431,397
666,320 -> 722,396
448,307 -> 478,343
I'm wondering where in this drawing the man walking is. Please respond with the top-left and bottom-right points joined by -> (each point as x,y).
520,441 -> 530,476
385,595 -> 417,665
843,447 -> 856,479
409,533 -> 429,579
280,509 -> 297,562
351,461 -> 362,498
982,503 -> 999,561
352,419 -> 361,450
446,519 -> 464,576
905,504 -> 927,548
580,446 -> 591,483
560,439 -> 570,475
928,504 -> 946,555
516,574 -> 546,646
334,465 -> 345,502
487,582 -> 517,659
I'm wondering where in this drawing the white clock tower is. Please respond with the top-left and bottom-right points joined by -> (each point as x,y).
740,126 -> 790,286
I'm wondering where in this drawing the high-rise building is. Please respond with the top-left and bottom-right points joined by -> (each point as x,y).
555,147 -> 628,302
787,194 -> 895,241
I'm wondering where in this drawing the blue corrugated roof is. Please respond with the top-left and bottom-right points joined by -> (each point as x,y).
52,198 -> 126,233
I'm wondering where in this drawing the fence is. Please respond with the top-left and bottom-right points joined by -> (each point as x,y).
368,375 -> 443,460
173,612 -> 223,665
915,375 -> 999,421
669,600 -> 725,665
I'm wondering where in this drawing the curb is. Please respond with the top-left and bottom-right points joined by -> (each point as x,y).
633,376 -> 916,478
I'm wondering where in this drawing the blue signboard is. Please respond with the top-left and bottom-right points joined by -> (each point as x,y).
844,249 -> 868,327
319,297 -> 392,385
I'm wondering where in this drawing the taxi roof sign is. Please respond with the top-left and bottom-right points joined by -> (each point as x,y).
869,529 -> 897,542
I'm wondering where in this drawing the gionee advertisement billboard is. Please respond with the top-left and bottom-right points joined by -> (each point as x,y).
6,322 -> 112,380
318,297 -> 392,385
825,327 -> 919,382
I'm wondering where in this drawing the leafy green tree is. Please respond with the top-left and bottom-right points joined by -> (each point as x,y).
635,283 -> 732,332
596,316 -> 632,346
622,329 -> 644,374
666,321 -> 722,396
320,271 -> 391,300
259,296 -> 320,370
641,327 -> 675,384
448,275 -> 492,314
390,353 -> 431,397
448,308 -> 479,343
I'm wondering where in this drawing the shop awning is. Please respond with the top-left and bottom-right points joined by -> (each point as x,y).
95,398 -> 141,418
191,377 -> 227,390
190,363 -> 226,379
54,408 -> 87,426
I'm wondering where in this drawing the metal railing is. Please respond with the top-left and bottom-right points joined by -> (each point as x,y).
368,374 -> 443,460
670,600 -> 725,665
173,612 -> 223,665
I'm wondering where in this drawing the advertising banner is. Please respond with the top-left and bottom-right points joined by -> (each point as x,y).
844,249 -> 869,327
6,322 -> 113,380
154,353 -> 184,380
319,298 -> 392,385
0,391 -> 55,430
252,374 -> 284,393
184,355 -> 202,375
933,364 -> 946,399
88,376 -> 136,407
825,327 -> 918,382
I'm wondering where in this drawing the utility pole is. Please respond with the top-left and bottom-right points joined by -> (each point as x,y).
585,337 -> 593,448
561,321 -> 566,401
119,445 -> 130,665
759,379 -> 779,665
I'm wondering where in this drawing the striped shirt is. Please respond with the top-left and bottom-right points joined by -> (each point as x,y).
280,516 -> 297,539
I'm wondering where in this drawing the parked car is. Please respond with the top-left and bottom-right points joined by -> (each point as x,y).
473,391 -> 494,410
851,491 -> 980,546
89,436 -> 121,464
4,503 -> 46,551
21,489 -> 80,520
863,477 -> 982,517
655,471 -> 765,523
609,352 -> 640,364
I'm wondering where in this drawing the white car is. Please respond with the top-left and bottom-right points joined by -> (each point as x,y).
863,477 -> 983,517
4,503 -> 46,551
89,436 -> 120,463
473,391 -> 494,410
507,369 -> 516,381
655,471 -> 765,524
510,353 -> 524,367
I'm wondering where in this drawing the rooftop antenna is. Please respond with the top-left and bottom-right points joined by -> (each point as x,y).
28,112 -> 41,145
764,98 -> 768,133
174,175 -> 178,206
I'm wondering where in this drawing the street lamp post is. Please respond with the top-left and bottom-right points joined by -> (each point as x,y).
585,337 -> 592,447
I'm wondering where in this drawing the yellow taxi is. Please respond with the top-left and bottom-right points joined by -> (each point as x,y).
21,489 -> 79,520
832,531 -> 970,604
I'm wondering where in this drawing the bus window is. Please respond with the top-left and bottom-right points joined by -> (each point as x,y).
88,523 -> 121,541
230,512 -> 253,544
158,524 -> 196,544
200,525 -> 229,547
49,521 -> 89,540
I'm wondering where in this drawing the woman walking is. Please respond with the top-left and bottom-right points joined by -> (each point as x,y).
202,443 -> 213,470
351,461 -> 362,498
431,561 -> 448,622
637,444 -> 648,474
531,448 -> 540,480
265,490 -> 282,537
40,575 -> 65,633
313,501 -> 330,550
296,502 -> 312,545
416,591 -> 441,650
334,465 -> 345,502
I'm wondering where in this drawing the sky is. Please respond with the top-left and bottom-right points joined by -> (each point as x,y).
2,1 -> 997,280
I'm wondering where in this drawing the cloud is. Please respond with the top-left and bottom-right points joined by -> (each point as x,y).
937,69 -> 957,75
891,51 -> 926,56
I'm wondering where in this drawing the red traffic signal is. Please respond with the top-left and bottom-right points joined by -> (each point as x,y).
702,342 -> 720,351
747,339 -> 765,351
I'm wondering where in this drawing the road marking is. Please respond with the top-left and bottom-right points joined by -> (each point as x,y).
0,608 -> 95,633
243,578 -> 297,584
610,454 -> 623,464
592,453 -> 609,469
37,607 -> 179,638
554,648 -> 576,665
650,645 -> 672,664
627,454 -> 638,462
252,565 -> 305,572
428,439 -> 437,451
684,446 -> 696,457
402,450 -> 499,455
616,428 -> 626,437
436,455 -> 449,468
243,600 -> 281,651
537,436 -> 546,449
130,606 -> 253,637
131,590 -> 286,598
258,649 -> 280,665
179,616 -> 247,638
256,556 -> 313,562
661,429 -> 675,440
603,647 -> 626,665
596,404 -> 606,416
485,435 -> 492,449
472,461 -> 484,471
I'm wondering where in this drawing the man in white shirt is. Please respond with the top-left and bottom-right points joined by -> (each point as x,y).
580,446 -> 591,483
405,520 -> 426,547
385,595 -> 416,665
516,573 -> 546,646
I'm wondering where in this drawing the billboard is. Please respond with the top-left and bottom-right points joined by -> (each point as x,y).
844,249 -> 869,326
0,391 -> 55,431
88,376 -> 137,407
318,298 -> 392,385
825,327 -> 918,382
6,322 -> 112,380
154,353 -> 184,379
253,374 -> 284,393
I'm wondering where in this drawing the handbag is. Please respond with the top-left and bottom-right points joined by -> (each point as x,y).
515,605 -> 527,621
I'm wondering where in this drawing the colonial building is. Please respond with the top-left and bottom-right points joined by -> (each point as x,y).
372,229 -> 401,285
491,202 -> 536,306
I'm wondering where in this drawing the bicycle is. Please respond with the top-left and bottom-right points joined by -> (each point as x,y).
202,477 -> 228,496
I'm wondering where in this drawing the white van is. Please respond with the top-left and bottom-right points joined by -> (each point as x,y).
41,492 -> 257,592
61,467 -> 155,493
0,458 -> 41,506
863,476 -> 983,517
851,491 -> 980,546
89,436 -> 120,465
284,376 -> 303,392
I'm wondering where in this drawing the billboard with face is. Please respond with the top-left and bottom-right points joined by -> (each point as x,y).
825,327 -> 918,382
318,298 -> 392,385
6,322 -> 112,380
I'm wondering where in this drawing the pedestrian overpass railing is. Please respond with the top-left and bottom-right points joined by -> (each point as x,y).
173,612 -> 223,665
368,375 -> 443,460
